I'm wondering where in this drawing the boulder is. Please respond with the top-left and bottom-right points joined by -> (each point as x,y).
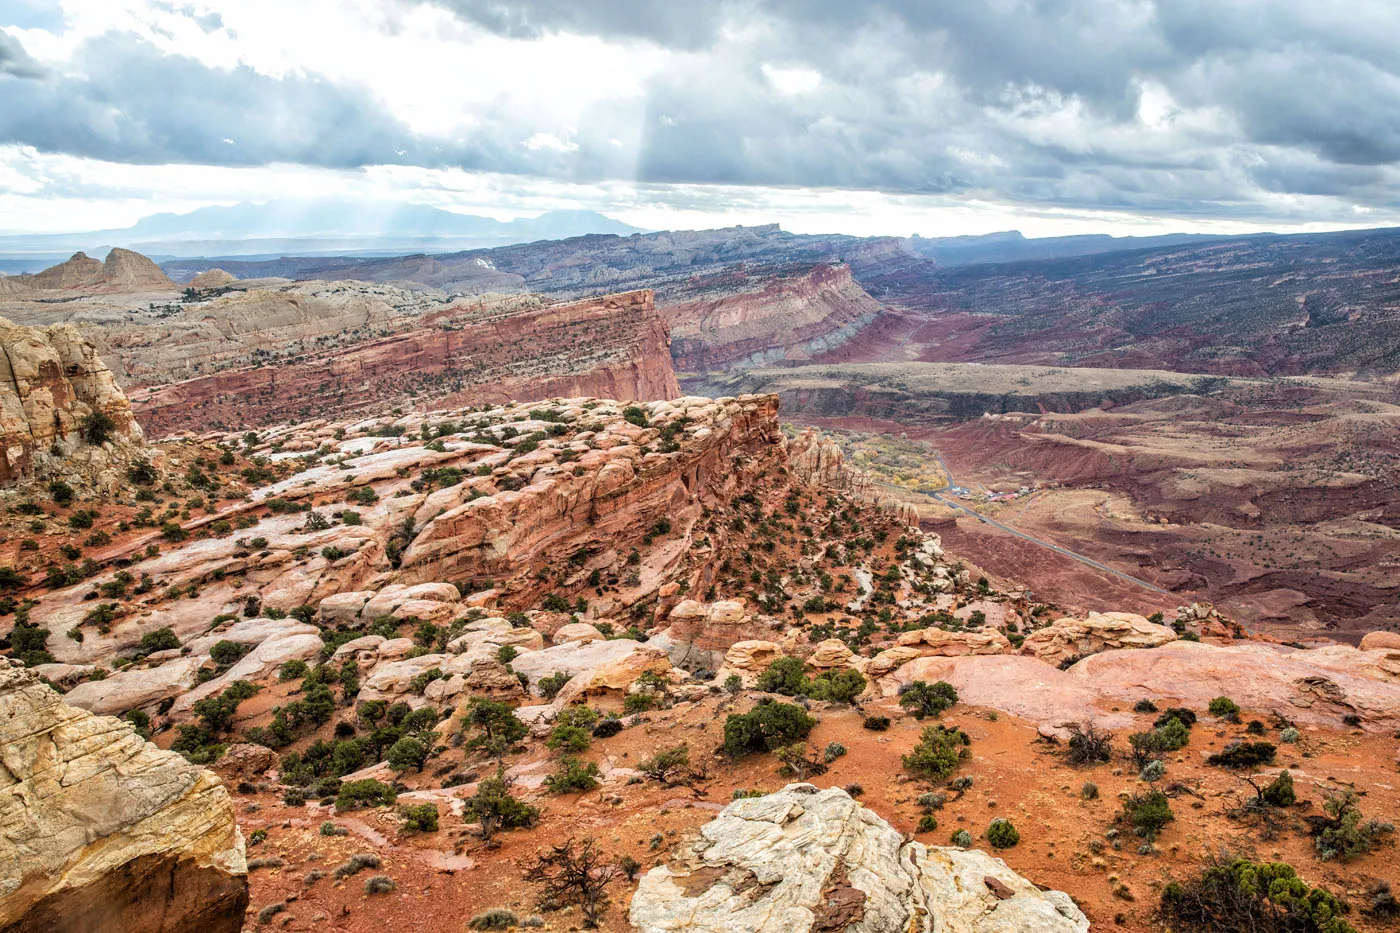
630,783 -> 1087,933
0,661 -> 247,933
63,656 -> 206,717
213,744 -> 277,781
806,638 -> 856,670
510,639 -> 672,701
896,627 -> 1011,656
359,653 -> 449,702
717,640 -> 783,685
1020,612 -> 1176,666
553,622 -> 604,645
1360,630 -> 1400,652
171,630 -> 324,714
331,634 -> 386,665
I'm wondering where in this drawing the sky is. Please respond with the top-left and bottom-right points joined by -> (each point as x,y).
3,0 -> 1400,238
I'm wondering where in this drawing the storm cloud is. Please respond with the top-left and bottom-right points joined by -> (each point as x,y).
3,0 -> 1400,223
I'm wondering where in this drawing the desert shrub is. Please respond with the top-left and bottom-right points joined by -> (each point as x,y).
1155,707 -> 1197,731
1207,741 -> 1276,769
209,639 -> 247,666
468,909 -> 520,930
138,627 -> 180,653
398,803 -> 439,833
1141,759 -> 1167,783
1280,727 -> 1302,744
523,837 -> 618,929
805,668 -> 866,704
1160,856 -> 1355,933
917,814 -> 938,833
898,680 -> 958,719
722,701 -> 817,756
544,756 -> 600,794
1133,698 -> 1159,713
639,745 -> 691,785
623,693 -> 656,714
1209,696 -> 1242,720
1066,721 -> 1113,765
335,779 -> 396,811
466,767 -> 540,843
257,903 -> 286,924
902,724 -> 970,781
592,717 -> 623,738
950,829 -> 973,848
549,706 -> 599,753
823,741 -> 848,763
723,674 -> 742,694
862,716 -> 891,731
536,671 -> 571,699
918,791 -> 947,810
1262,770 -> 1297,808
1311,789 -> 1394,861
462,696 -> 529,761
755,656 -> 806,695
364,875 -> 395,894
331,853 -> 381,879
319,821 -> 348,836
279,659 -> 308,681
1121,789 -> 1174,839
387,736 -> 429,772
986,818 -> 1020,849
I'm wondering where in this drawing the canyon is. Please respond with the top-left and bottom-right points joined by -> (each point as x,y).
0,227 -> 1399,933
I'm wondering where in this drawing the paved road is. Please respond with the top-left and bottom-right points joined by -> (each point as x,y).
872,452 -> 1174,597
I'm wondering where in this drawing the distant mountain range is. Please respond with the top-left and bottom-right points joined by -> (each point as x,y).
0,202 -> 647,269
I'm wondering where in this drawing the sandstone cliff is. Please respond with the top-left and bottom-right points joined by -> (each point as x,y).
0,317 -> 144,484
0,661 -> 247,933
664,262 -> 882,372
130,289 -> 680,436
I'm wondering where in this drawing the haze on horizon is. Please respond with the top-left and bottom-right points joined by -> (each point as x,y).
3,0 -> 1400,241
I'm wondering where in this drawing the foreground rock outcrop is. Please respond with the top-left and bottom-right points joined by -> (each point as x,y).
630,783 -> 1087,933
0,661 -> 247,933
0,317 -> 145,484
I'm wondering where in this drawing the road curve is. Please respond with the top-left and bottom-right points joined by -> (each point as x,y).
871,450 -> 1175,597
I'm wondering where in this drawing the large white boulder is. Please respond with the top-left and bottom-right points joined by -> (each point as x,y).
630,784 -> 1087,933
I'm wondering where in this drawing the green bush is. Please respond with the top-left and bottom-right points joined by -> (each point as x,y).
898,680 -> 958,719
756,656 -> 806,695
805,668 -> 866,705
1207,741 -> 1276,769
279,659 -> 309,681
902,724 -> 970,781
209,639 -> 247,666
1209,696 -> 1241,719
950,829 -> 973,848
1262,770 -> 1296,808
537,671 -> 571,700
387,736 -> 429,772
722,701 -> 817,757
336,779 -> 397,811
465,767 -> 539,841
1161,857 -> 1355,933
1312,789 -> 1394,861
986,818 -> 1020,848
862,716 -> 891,731
544,756 -> 600,794
398,803 -> 439,833
1121,789 -> 1174,839
917,814 -> 938,833
138,627 -> 180,653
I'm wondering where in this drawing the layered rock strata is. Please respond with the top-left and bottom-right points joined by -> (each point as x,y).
0,661 -> 247,933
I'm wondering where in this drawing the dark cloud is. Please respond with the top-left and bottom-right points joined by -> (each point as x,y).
5,1 -> 1400,222
0,30 -> 45,78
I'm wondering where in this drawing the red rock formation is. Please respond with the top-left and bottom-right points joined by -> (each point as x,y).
663,262 -> 882,372
131,290 -> 681,436
397,395 -> 781,599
